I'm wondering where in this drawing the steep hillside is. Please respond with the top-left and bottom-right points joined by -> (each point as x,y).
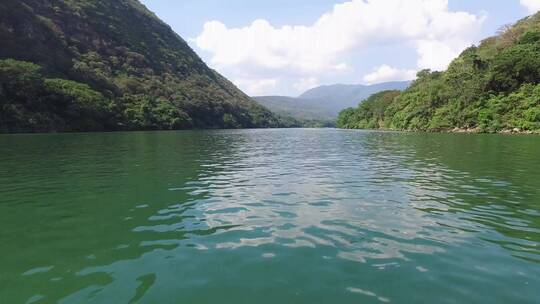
0,0 -> 282,132
338,13 -> 540,134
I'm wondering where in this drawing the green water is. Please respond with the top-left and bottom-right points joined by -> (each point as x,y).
0,129 -> 539,303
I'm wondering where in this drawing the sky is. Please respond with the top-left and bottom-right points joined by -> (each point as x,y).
139,0 -> 540,97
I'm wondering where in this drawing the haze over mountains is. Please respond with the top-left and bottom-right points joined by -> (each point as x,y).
253,96 -> 335,121
254,81 -> 411,121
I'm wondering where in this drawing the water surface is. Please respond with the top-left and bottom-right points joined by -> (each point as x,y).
1,129 -> 539,303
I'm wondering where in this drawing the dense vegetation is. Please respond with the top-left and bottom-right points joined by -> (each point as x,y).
338,13 -> 540,134
0,0 -> 285,133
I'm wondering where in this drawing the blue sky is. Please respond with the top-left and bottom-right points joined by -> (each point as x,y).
140,0 -> 538,96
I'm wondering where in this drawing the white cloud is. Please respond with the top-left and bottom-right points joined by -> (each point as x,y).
233,78 -> 278,96
362,65 -> 417,84
293,77 -> 320,93
521,0 -> 540,13
195,0 -> 484,95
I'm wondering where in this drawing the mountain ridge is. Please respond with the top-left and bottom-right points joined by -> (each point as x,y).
299,81 -> 411,100
253,81 -> 411,121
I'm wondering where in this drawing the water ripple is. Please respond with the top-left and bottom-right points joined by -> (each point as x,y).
1,130 -> 539,303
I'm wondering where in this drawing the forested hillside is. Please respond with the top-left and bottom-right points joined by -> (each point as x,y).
0,0 -> 284,133
338,13 -> 540,134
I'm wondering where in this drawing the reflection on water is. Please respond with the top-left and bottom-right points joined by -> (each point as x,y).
0,129 -> 539,304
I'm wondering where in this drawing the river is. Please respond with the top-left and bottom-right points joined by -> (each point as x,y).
0,129 -> 539,303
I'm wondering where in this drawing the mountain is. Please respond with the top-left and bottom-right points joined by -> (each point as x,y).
337,13 -> 540,134
298,81 -> 411,114
252,81 -> 410,123
0,0 -> 284,133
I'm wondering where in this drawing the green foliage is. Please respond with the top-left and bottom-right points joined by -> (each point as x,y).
338,13 -> 540,134
42,78 -> 114,131
477,83 -> 540,132
336,108 -> 356,129
0,59 -> 45,132
0,59 -> 115,132
222,113 -> 240,129
0,0 -> 283,133
121,95 -> 192,130
488,43 -> 540,92
0,59 -> 43,98
336,91 -> 400,129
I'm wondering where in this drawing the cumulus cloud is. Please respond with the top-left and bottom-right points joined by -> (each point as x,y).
233,78 -> 278,96
521,0 -> 540,13
195,0 -> 484,95
293,77 -> 320,93
362,65 -> 417,84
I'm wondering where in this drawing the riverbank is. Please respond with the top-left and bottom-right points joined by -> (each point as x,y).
339,127 -> 540,135
449,127 -> 539,135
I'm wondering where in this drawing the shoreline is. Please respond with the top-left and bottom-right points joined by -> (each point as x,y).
339,127 -> 540,135
449,127 -> 538,135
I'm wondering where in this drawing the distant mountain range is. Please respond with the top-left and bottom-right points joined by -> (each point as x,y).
253,96 -> 335,121
254,81 -> 411,121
